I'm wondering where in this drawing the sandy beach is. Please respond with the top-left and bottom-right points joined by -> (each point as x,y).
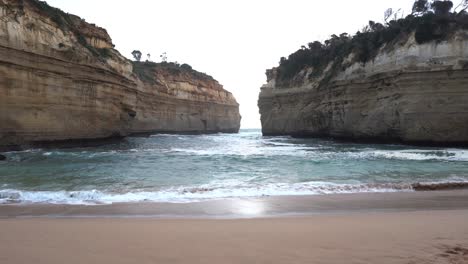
0,210 -> 467,264
2,0 -> 468,263
1,191 -> 468,264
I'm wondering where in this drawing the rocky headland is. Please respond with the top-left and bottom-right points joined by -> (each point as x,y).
0,0 -> 240,150
258,1 -> 468,146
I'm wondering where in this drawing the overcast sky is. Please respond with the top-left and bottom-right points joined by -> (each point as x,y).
46,0 -> 413,128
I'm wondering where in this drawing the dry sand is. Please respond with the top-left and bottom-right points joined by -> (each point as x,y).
1,191 -> 468,263
1,210 -> 468,263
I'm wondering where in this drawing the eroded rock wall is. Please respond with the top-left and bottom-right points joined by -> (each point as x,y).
131,65 -> 241,133
0,0 -> 240,148
258,33 -> 468,145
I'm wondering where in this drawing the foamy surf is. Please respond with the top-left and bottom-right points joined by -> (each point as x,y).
2,129 -> 468,205
1,181 -> 467,205
168,146 -> 468,161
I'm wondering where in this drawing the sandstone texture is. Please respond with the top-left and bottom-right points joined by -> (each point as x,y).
0,0 -> 240,148
258,31 -> 468,145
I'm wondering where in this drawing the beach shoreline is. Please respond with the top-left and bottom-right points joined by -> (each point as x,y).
2,189 -> 468,219
1,191 -> 468,263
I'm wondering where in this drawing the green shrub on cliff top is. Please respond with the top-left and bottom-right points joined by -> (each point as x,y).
132,61 -> 214,84
275,0 -> 468,85
28,0 -> 106,59
28,0 -> 74,31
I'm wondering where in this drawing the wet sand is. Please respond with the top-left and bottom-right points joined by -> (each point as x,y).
1,191 -> 468,264
2,190 -> 468,218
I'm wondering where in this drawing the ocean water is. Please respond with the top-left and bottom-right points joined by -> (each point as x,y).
0,129 -> 467,204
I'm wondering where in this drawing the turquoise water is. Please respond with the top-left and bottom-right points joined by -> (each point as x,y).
1,129 -> 468,204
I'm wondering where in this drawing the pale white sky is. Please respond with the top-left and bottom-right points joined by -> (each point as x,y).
46,0 -> 413,128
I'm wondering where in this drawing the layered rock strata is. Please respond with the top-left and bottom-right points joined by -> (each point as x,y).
0,0 -> 241,148
258,31 -> 468,145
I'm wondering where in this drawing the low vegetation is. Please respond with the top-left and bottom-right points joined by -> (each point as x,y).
28,0 -> 72,31
275,0 -> 468,84
132,61 -> 214,84
29,0 -> 108,59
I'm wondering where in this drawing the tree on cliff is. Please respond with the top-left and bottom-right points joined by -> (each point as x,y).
412,0 -> 460,15
412,0 -> 430,15
131,50 -> 142,61
274,0 -> 468,84
160,52 -> 168,63
432,0 -> 454,15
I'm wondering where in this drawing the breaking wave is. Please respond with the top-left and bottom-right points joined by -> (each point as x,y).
2,130 -> 468,205
1,180 -> 466,205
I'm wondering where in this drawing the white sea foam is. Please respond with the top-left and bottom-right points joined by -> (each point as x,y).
363,149 -> 468,161
2,176 -> 468,205
167,146 -> 468,162
170,144 -> 316,157
2,131 -> 468,206
0,181 -> 416,205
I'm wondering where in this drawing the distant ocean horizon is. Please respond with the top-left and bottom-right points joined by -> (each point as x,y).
1,129 -> 467,205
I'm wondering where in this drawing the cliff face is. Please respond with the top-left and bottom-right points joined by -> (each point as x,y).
0,0 -> 240,148
131,62 -> 241,134
258,31 -> 468,145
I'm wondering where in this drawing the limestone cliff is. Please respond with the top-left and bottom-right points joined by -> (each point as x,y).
131,62 -> 241,134
258,30 -> 468,146
0,0 -> 240,148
